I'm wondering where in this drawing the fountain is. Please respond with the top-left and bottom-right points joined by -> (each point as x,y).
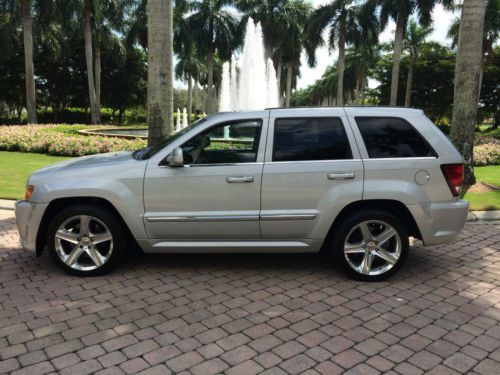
182,107 -> 188,128
219,19 -> 279,112
176,108 -> 181,132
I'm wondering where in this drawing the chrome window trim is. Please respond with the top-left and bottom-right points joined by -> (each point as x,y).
158,162 -> 264,169
265,159 -> 362,165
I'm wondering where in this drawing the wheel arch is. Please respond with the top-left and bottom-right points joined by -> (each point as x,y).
324,199 -> 422,248
36,197 -> 138,257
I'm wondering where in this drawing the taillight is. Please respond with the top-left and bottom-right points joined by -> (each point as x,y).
440,164 -> 463,197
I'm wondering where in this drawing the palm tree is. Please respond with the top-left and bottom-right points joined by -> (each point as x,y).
367,0 -> 452,106
345,42 -> 380,105
147,0 -> 173,146
450,0 -> 487,190
187,0 -> 239,114
22,0 -> 37,123
307,0 -> 373,106
404,20 -> 432,107
448,0 -> 500,101
175,48 -> 202,122
274,0 -> 312,107
82,0 -> 100,124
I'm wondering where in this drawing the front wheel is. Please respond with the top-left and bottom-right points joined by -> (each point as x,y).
47,205 -> 126,276
331,210 -> 409,281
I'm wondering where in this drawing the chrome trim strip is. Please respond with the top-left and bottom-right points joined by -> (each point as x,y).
153,241 -> 310,248
146,215 -> 259,222
188,162 -> 263,167
266,159 -> 362,165
260,213 -> 317,221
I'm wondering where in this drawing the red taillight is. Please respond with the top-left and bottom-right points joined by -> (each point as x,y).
440,164 -> 464,197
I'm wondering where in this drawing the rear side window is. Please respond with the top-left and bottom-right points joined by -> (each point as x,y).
355,117 -> 436,158
273,118 -> 352,162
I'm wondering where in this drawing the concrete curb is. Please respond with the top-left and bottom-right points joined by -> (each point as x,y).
1,198 -> 500,222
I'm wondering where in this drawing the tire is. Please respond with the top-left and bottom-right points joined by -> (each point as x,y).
46,205 -> 127,276
330,209 -> 409,281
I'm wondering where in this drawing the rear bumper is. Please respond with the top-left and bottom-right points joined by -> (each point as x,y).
15,200 -> 48,255
407,200 -> 469,246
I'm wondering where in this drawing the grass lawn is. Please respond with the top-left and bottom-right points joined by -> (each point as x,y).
0,151 -> 71,200
0,150 -> 498,211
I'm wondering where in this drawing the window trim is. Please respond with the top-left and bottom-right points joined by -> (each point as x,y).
180,118 -> 264,166
354,116 -> 438,159
271,117 -> 354,162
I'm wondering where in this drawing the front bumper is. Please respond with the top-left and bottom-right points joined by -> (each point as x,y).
407,200 -> 469,246
15,200 -> 49,254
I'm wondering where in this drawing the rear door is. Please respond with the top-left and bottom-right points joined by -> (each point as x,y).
260,108 -> 364,240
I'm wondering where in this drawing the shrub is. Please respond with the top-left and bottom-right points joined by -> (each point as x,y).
0,125 -> 146,157
474,143 -> 500,166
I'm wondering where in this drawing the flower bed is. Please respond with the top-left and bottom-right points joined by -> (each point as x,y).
0,125 -> 146,157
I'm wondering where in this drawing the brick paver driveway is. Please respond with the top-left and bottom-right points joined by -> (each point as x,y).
0,209 -> 499,375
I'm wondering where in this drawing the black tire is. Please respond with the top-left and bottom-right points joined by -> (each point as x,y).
330,209 -> 409,281
46,205 -> 127,276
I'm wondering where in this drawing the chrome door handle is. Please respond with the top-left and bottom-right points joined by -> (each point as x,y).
226,176 -> 254,183
327,172 -> 355,180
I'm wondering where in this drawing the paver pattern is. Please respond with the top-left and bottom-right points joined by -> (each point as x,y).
0,209 -> 499,375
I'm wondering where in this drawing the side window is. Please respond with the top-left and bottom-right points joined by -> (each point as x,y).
181,120 -> 262,165
273,117 -> 352,162
355,117 -> 437,158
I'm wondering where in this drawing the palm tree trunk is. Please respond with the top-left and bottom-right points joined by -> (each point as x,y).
94,46 -> 101,122
206,48 -> 214,113
146,0 -> 174,146
404,51 -> 415,107
360,75 -> 366,105
285,62 -> 293,107
449,0 -> 487,190
22,0 -> 37,124
83,0 -> 99,124
187,74 -> 193,124
277,61 -> 283,106
390,14 -> 406,106
336,23 -> 346,106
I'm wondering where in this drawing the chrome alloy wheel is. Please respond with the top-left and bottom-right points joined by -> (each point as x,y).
54,215 -> 113,271
343,220 -> 402,276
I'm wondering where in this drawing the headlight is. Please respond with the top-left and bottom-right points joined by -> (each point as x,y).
25,185 -> 34,201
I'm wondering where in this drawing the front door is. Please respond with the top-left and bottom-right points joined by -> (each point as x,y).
143,117 -> 267,240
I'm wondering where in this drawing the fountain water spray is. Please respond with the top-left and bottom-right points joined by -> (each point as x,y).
176,108 -> 181,132
182,108 -> 188,128
219,18 -> 279,112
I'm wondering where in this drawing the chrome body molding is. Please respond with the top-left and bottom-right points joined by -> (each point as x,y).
146,215 -> 259,222
146,213 -> 318,223
260,213 -> 317,221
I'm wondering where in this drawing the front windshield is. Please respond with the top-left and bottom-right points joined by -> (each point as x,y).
134,117 -> 207,160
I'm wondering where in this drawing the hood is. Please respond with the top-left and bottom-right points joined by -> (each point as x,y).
32,151 -> 136,176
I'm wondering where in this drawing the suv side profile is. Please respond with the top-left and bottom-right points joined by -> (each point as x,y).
15,107 -> 469,281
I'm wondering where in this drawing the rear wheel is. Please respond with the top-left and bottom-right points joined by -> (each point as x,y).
47,205 -> 126,276
331,210 -> 409,281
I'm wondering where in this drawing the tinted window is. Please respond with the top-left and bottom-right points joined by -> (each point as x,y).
273,118 -> 352,162
355,117 -> 436,158
181,120 -> 262,165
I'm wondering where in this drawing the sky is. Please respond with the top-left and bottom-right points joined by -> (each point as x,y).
297,1 -> 460,89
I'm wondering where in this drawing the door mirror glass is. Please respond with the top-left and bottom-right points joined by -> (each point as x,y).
166,147 -> 184,167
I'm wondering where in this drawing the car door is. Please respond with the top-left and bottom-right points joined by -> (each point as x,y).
143,115 -> 268,240
260,108 -> 364,241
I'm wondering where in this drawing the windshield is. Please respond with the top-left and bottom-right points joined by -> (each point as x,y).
133,117 -> 207,160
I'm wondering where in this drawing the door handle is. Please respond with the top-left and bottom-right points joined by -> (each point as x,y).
327,172 -> 355,180
226,176 -> 254,183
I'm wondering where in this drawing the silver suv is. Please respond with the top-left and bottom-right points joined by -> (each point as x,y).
15,107 -> 469,281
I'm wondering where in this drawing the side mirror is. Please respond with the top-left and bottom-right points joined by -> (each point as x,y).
166,147 -> 184,167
